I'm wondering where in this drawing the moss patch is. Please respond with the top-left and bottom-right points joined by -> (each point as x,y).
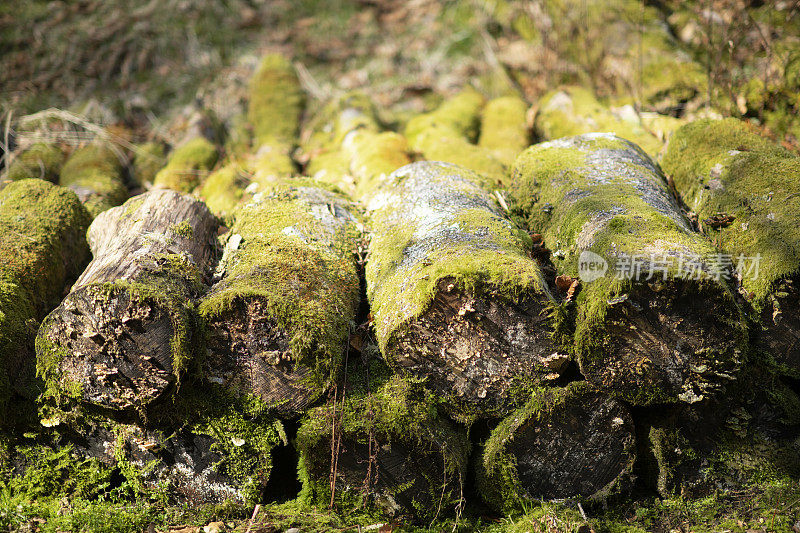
130,141 -> 166,188
478,95 -> 531,166
60,143 -> 128,217
153,137 -> 218,193
247,53 -> 305,148
4,143 -> 65,184
197,163 -> 250,218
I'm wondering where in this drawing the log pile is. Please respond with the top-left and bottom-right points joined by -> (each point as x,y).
1,54 -> 798,523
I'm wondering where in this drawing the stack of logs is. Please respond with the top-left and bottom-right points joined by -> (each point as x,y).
0,54 -> 798,522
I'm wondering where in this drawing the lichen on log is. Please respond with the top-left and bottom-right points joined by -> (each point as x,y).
365,160 -> 560,421
661,118 -> 800,375
59,142 -> 128,217
510,133 -> 746,405
476,382 -> 636,513
36,189 -> 220,412
199,180 -> 361,417
0,179 -> 91,406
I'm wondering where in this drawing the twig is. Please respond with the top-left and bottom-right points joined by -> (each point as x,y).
294,61 -> 327,101
244,503 -> 261,533
494,190 -> 509,213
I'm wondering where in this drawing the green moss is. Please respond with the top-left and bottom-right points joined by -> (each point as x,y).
296,373 -> 469,521
248,144 -> 296,187
4,143 -> 65,184
534,87 -> 663,157
366,161 -> 551,357
130,141 -> 166,188
199,182 -> 361,404
248,53 -> 305,148
60,143 -> 128,217
302,92 -> 380,157
346,130 -> 412,200
415,131 -> 509,188
198,163 -> 250,217
510,134 -> 746,404
153,137 -> 218,193
661,118 -> 799,309
404,88 -> 485,147
0,179 -> 90,408
478,95 -> 530,166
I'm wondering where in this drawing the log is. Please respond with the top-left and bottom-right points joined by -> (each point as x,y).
404,89 -> 508,187
59,383 -> 284,505
36,189 -> 219,412
199,181 -> 361,417
245,54 -> 304,187
0,179 -> 91,405
296,372 -> 469,523
2,142 -> 65,186
662,118 -> 800,376
510,133 -> 746,405
300,92 -> 381,195
365,161 -> 561,421
153,136 -> 218,193
59,142 -> 128,217
343,130 -> 412,200
476,382 -> 636,513
477,95 -> 531,166
534,87 -> 664,157
130,141 -> 166,189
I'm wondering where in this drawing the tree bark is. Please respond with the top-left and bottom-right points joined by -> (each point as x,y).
477,382 -> 636,513
0,179 -> 91,404
365,160 -> 561,421
511,133 -> 746,405
662,118 -> 800,376
36,189 -> 220,412
199,182 -> 361,418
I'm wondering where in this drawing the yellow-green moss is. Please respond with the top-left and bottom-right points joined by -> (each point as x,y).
199,182 -> 361,402
247,54 -> 305,148
478,95 -> 530,166
130,142 -> 166,188
534,87 -> 663,157
661,118 -> 799,309
404,88 -> 485,147
4,143 -> 65,184
197,163 -> 250,218
59,143 -> 128,217
345,130 -> 412,200
248,144 -> 296,187
0,179 -> 91,408
153,137 -> 218,193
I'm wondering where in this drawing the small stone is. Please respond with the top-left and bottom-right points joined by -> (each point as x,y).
203,522 -> 225,533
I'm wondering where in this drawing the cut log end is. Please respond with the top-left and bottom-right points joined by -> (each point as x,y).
579,280 -> 743,405
39,284 -> 184,411
391,277 -> 561,419
479,383 -> 635,512
203,296 -> 323,417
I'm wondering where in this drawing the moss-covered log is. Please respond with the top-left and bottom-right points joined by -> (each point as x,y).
36,190 -> 219,412
476,382 -> 636,513
510,134 -> 745,405
0,179 -> 91,405
534,87 -> 663,157
153,136 -> 218,193
477,95 -> 530,166
63,384 -> 284,505
297,372 -> 469,523
59,142 -> 128,217
130,141 -> 166,189
3,142 -> 65,185
245,54 -> 304,187
366,161 -> 560,421
198,163 -> 251,219
404,90 -> 508,187
300,92 -> 381,195
199,181 -> 361,417
662,118 -> 800,376
343,130 -> 412,200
